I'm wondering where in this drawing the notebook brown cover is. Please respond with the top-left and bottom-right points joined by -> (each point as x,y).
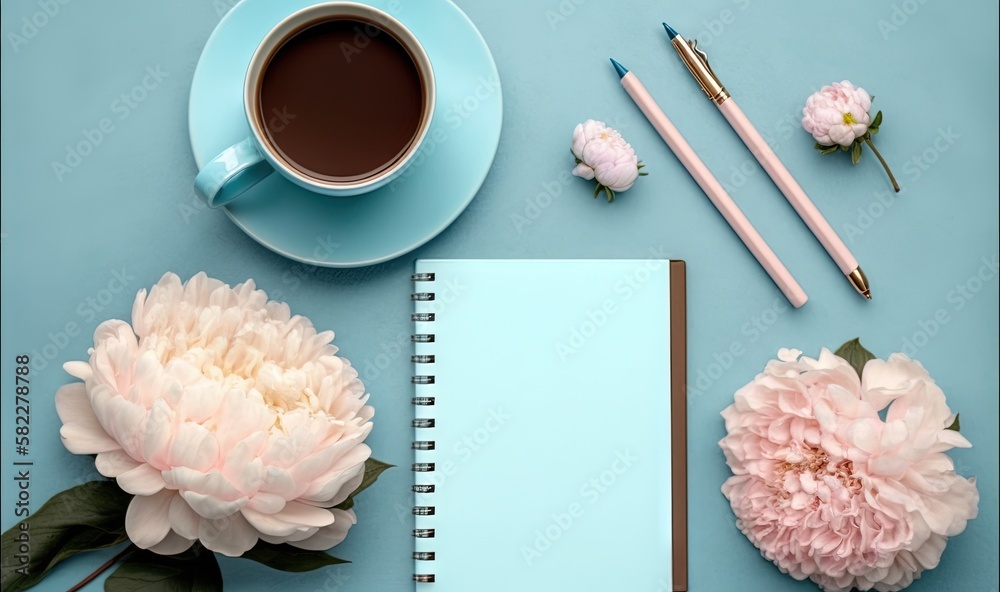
670,261 -> 688,591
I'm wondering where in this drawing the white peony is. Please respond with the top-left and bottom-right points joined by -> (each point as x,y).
571,119 -> 642,195
802,80 -> 873,147
55,272 -> 374,557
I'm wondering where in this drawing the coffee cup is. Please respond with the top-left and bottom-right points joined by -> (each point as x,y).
195,2 -> 435,208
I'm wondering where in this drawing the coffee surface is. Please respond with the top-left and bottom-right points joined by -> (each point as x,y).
260,19 -> 424,181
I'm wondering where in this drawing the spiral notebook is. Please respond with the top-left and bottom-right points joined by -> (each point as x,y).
410,259 -> 687,591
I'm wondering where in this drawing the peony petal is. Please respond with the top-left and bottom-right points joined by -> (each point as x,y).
95,450 -> 141,477
147,530 -> 196,556
198,511 -> 258,557
56,383 -> 121,455
869,455 -> 909,478
828,124 -> 855,147
181,490 -> 248,520
125,489 -> 175,549
98,393 -> 149,461
847,418 -> 882,455
289,509 -> 356,551
571,163 -> 595,180
935,429 -> 972,450
242,501 -> 336,539
165,467 -> 248,519
166,422 -> 220,473
117,463 -> 166,496
63,361 -> 93,381
323,468 -> 365,508
245,492 -> 286,514
270,501 -> 335,527
168,494 -> 202,540
242,508 -> 305,537
143,400 -> 174,470
259,466 -> 298,499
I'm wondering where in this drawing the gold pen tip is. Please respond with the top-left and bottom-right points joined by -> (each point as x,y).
847,268 -> 871,300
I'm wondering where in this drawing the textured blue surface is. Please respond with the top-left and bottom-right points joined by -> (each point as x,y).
1,1 -> 997,591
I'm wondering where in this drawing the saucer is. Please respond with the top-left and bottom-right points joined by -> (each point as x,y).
189,0 -> 502,267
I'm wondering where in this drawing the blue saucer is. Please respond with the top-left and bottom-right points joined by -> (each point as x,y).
189,0 -> 502,267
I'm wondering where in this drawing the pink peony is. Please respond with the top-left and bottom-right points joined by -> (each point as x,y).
720,348 -> 979,592
802,80 -> 872,147
56,273 -> 373,557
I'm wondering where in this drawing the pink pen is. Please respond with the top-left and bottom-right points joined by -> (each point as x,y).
611,59 -> 808,308
662,22 -> 871,300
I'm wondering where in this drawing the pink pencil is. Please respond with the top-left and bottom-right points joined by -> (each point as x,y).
611,59 -> 808,308
662,22 -> 870,300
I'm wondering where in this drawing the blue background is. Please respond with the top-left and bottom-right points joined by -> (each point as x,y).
1,1 -> 997,591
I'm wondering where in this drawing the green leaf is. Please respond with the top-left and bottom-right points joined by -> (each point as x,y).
593,184 -> 601,199
239,541 -> 348,573
352,458 -> 393,499
335,458 -> 393,512
946,414 -> 961,432
834,338 -> 877,380
638,171 -> 649,176
868,111 -> 882,135
839,144 -> 850,152
1,480 -> 132,592
604,186 -> 614,202
851,140 -> 863,165
819,145 -> 840,155
105,547 -> 221,592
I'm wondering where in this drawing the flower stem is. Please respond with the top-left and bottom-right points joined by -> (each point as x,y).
864,136 -> 900,192
66,543 -> 136,592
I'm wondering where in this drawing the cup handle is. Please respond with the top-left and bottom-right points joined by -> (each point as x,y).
194,138 -> 274,208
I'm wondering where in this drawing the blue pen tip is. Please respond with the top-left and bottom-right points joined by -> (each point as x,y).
610,58 -> 628,78
662,22 -> 678,39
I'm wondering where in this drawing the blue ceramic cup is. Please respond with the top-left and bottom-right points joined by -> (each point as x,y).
195,2 -> 436,208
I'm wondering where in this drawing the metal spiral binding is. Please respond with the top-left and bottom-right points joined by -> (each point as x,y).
411,272 -> 436,584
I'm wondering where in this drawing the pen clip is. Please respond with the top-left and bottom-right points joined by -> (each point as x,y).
685,38 -> 718,80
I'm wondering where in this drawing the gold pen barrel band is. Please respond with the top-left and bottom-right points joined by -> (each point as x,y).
672,37 -> 729,105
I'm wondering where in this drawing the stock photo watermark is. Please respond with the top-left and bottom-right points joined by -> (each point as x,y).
899,254 -> 997,358
402,407 -> 512,523
336,0 -> 404,62
388,73 -> 501,193
722,110 -> 800,196
312,567 -> 351,592
511,172 -> 572,234
360,332 -> 409,383
520,450 -> 638,566
211,0 -> 238,19
51,65 -> 169,182
877,0 -> 931,40
6,0 -> 72,53
842,126 -> 959,243
544,0 -> 589,30
555,247 -> 671,360
29,266 -> 135,373
689,0 -> 752,48
687,294 -> 790,399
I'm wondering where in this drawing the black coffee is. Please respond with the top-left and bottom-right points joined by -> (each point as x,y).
259,18 -> 425,182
